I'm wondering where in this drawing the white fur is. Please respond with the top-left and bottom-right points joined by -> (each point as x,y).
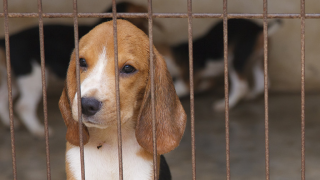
72,47 -> 110,121
214,68 -> 249,111
174,78 -> 189,97
164,56 -> 180,78
228,69 -> 249,108
0,65 -> 18,127
268,20 -> 282,36
246,61 -> 265,100
14,62 -> 51,137
67,128 -> 153,180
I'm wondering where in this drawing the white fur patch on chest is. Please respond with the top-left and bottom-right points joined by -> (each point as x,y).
67,140 -> 153,180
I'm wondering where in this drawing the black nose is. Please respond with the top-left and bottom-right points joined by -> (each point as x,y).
81,97 -> 102,116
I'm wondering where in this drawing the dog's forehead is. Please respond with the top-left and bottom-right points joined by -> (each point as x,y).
79,20 -> 149,61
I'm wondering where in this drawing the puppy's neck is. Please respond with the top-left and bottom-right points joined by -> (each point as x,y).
66,119 -> 156,180
86,119 -> 137,148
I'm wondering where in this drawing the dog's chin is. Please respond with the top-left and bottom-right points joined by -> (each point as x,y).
82,116 -> 110,129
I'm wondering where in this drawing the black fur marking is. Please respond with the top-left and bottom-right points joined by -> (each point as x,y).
159,155 -> 172,180
97,145 -> 102,149
171,19 -> 264,78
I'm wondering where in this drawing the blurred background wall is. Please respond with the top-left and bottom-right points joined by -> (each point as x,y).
0,0 -> 319,92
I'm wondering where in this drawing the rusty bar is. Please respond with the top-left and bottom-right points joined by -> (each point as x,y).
0,12 -> 319,19
187,0 -> 196,180
73,0 -> 85,179
147,0 -> 157,179
227,13 -> 299,19
37,0 -> 52,179
111,0 -> 124,180
3,0 -> 17,179
263,0 -> 270,180
300,0 -> 306,180
306,14 -> 320,18
223,0 -> 230,180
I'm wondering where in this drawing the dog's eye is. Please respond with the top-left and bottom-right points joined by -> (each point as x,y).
79,58 -> 87,68
121,65 -> 136,74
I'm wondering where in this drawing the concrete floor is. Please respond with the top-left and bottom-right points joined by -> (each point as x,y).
1,92 -> 320,180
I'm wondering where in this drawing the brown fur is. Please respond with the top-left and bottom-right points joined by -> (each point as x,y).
135,48 -> 187,155
59,19 -> 186,158
136,148 -> 154,161
254,32 -> 264,52
0,48 -> 5,85
240,32 -> 265,79
59,86 -> 89,146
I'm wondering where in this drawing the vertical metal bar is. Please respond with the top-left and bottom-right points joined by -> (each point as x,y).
300,0 -> 306,180
3,0 -> 17,179
223,0 -> 230,179
263,1 -> 270,180
187,0 -> 196,180
147,0 -> 157,179
73,0 -> 85,179
111,1 -> 124,179
37,0 -> 51,179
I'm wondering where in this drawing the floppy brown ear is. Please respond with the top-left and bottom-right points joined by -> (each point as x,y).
59,54 -> 89,146
136,48 -> 187,155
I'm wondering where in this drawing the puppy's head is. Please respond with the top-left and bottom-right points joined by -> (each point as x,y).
59,20 -> 186,155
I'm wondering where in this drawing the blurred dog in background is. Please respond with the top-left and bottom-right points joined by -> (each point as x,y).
0,2 -> 163,137
159,19 -> 282,111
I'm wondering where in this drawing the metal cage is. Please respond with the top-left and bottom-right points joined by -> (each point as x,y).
3,0 -> 318,179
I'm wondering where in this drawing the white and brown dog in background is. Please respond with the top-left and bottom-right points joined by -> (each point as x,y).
160,19 -> 282,111
59,20 -> 186,180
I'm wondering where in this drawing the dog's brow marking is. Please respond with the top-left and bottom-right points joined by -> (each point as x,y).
98,46 -> 107,64
73,46 -> 109,119
95,46 -> 107,81
81,46 -> 107,94
95,46 -> 108,82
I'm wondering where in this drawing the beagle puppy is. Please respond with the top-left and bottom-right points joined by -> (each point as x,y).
0,2 -> 163,137
162,19 -> 282,111
59,20 -> 186,180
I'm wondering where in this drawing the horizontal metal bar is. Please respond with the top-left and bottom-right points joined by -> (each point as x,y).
0,13 -> 319,19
